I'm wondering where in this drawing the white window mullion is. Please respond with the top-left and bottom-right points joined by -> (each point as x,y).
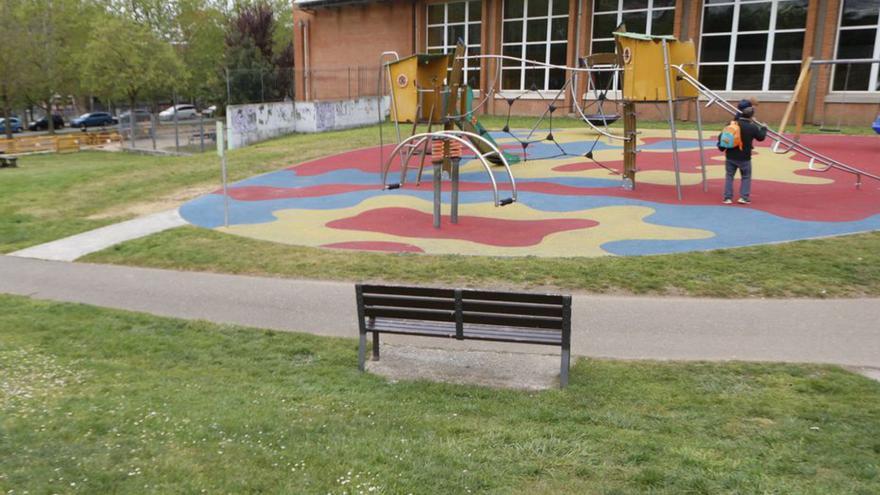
762,1 -> 779,92
545,0 -> 553,90
520,0 -> 528,90
872,16 -> 880,91
645,0 -> 653,34
726,3 -> 742,91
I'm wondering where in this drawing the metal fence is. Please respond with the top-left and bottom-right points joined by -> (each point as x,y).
116,107 -> 218,154
226,67 -> 295,105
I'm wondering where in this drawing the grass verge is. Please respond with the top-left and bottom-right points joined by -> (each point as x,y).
85,226 -> 880,298
1,294 -> 879,494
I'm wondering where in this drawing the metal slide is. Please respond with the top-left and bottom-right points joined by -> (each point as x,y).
672,66 -> 880,188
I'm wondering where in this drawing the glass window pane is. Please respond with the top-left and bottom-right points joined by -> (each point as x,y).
592,70 -> 614,91
503,20 -> 523,42
592,40 -> 616,54
466,69 -> 481,88
700,35 -> 731,63
772,32 -> 804,61
469,24 -> 481,45
470,0 -> 482,21
428,26 -> 444,46
549,68 -> 566,89
594,0 -> 617,13
448,25 -> 466,45
528,0 -> 549,17
550,43 -> 566,66
504,0 -> 524,18
735,34 -> 768,62
769,63 -> 800,90
699,65 -> 728,90
833,63 -> 872,91
428,4 -> 444,24
703,5 -> 734,33
526,43 -> 547,63
593,13 -> 617,39
732,64 -> 764,90
551,18 -> 568,40
651,9 -> 674,35
524,69 -> 546,90
502,45 -> 522,66
623,0 -> 648,8
840,0 -> 880,27
836,28 -> 877,59
738,2 -> 771,32
552,0 -> 569,16
527,19 -> 548,42
502,69 -> 521,89
448,2 -> 466,22
653,0 -> 675,7
776,0 -> 808,30
621,11 -> 647,33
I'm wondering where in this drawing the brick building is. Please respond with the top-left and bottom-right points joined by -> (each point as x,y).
293,0 -> 880,125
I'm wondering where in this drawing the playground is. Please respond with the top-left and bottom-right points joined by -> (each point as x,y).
178,127 -> 879,257
179,32 -> 880,257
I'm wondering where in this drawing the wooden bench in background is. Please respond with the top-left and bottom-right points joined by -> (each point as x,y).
356,284 -> 573,387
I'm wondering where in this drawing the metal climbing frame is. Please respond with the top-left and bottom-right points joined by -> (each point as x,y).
672,65 -> 880,189
380,130 -> 517,228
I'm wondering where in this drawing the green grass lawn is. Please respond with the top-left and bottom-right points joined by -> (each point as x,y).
5,118 -> 880,297
1,294 -> 879,494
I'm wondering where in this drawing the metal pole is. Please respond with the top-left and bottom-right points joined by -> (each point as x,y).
260,71 -> 265,102
199,114 -> 205,153
129,106 -> 135,151
217,121 -> 229,228
694,99 -> 708,193
225,67 -> 231,105
433,162 -> 441,229
661,39 -> 683,201
451,158 -> 459,224
173,91 -> 179,152
150,113 -> 156,150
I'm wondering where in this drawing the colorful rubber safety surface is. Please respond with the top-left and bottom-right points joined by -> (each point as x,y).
180,129 -> 880,257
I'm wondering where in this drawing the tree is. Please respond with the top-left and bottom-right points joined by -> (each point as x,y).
17,0 -> 95,134
225,1 -> 294,104
80,15 -> 188,113
0,0 -> 26,139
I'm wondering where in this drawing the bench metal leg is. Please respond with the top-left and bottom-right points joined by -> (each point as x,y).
560,348 -> 570,388
358,331 -> 367,371
372,332 -> 380,361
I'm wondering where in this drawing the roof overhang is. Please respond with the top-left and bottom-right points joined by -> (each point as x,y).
294,0 -> 383,11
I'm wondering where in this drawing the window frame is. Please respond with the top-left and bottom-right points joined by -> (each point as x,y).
500,0 -> 571,93
426,0 -> 483,88
697,0 -> 808,93
830,0 -> 880,93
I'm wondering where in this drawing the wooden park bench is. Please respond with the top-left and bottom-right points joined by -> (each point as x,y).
355,284 -> 573,387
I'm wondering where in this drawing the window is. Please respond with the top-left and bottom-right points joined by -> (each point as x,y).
501,0 -> 570,91
832,0 -> 880,92
698,0 -> 808,92
591,0 -> 676,55
427,1 -> 482,88
589,0 -> 676,94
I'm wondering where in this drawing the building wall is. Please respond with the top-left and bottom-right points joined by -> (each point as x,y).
294,0 -> 880,126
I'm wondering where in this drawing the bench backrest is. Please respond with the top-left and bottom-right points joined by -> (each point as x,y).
357,284 -> 571,342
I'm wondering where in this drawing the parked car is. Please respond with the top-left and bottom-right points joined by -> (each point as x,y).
70,112 -> 117,128
201,105 -> 218,118
117,109 -> 152,123
159,104 -> 198,121
28,114 -> 65,131
0,118 -> 23,133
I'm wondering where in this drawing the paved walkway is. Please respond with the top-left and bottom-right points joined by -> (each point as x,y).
2,255 -> 879,369
9,209 -> 186,261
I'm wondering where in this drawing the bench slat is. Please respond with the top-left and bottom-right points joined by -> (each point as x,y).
363,294 -> 455,310
364,306 -> 455,322
462,312 -> 563,329
462,289 -> 564,305
462,300 -> 564,318
368,319 -> 562,344
361,285 -> 455,299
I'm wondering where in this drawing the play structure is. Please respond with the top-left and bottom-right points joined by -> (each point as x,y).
375,29 -> 880,229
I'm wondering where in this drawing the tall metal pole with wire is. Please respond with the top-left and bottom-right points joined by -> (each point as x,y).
661,38 -> 683,200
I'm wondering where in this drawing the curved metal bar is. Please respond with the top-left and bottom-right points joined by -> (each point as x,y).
461,54 -> 624,73
434,129 -> 518,202
380,132 -> 506,206
568,81 -> 630,141
398,136 -> 430,186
